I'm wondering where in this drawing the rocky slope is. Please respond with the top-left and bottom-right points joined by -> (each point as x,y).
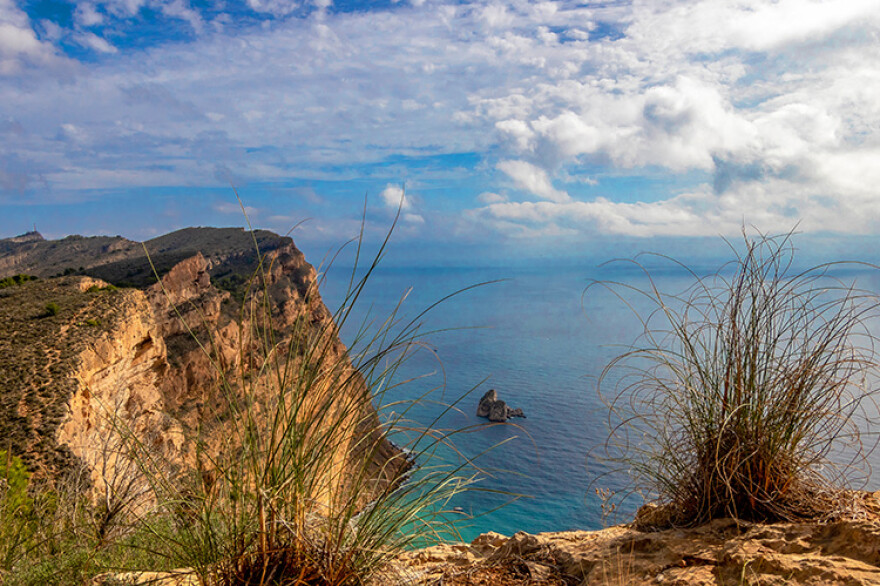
93,493 -> 880,585
394,493 -> 880,585
0,228 -> 402,505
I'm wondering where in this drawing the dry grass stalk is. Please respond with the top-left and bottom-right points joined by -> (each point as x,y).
592,230 -> 880,527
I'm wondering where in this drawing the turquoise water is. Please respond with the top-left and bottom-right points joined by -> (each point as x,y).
319,263 -> 880,542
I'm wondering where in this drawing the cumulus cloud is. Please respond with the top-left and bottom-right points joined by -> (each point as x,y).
379,184 -> 410,210
497,160 -> 570,203
247,0 -> 300,16
0,0 -> 66,74
75,3 -> 105,27
466,0 -> 880,239
379,184 -> 426,223
477,191 -> 506,204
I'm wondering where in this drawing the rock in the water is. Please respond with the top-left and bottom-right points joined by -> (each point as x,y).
477,389 -> 525,422
488,400 -> 509,422
476,389 -> 496,417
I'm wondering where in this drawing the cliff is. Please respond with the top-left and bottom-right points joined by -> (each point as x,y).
0,228 -> 403,507
0,276 -> 180,491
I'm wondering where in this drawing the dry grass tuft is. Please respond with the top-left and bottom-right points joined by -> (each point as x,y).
592,229 -> 880,527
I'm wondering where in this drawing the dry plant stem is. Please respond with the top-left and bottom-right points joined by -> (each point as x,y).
117,206 -> 489,586
592,229 -> 880,527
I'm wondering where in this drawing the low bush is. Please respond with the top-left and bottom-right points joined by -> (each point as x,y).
594,230 -> 880,526
0,275 -> 37,289
1,449 -> 33,576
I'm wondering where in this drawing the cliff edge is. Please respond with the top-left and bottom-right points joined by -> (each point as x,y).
0,227 -> 404,507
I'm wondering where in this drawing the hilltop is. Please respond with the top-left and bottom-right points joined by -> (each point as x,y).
0,227 -> 296,290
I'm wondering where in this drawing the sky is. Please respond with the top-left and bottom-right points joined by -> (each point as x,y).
2,0 -> 880,266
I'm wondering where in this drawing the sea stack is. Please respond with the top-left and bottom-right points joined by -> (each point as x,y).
476,389 -> 525,423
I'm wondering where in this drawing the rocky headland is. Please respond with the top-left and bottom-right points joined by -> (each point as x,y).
0,228 -> 403,506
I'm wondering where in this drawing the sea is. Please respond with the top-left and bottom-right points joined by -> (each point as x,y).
318,261 -> 880,542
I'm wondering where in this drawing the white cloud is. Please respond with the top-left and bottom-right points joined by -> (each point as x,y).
74,32 -> 118,54
480,4 -> 514,29
214,201 -> 259,216
101,0 -> 148,17
2,0 -> 879,246
477,191 -> 506,204
75,3 -> 104,27
158,0 -> 204,33
89,0 -> 202,31
0,0 -> 65,74
379,184 -> 410,210
497,160 -> 570,203
247,0 -> 299,16
378,184 -> 425,223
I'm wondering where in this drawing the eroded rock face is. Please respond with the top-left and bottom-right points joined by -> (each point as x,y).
0,276 -> 180,492
57,285 -> 186,500
395,493 -> 880,585
477,389 -> 525,422
0,228 -> 404,508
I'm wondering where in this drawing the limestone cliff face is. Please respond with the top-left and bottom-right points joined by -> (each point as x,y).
56,286 -> 186,498
0,228 -> 403,506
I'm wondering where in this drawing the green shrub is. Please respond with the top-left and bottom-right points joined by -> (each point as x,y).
87,284 -> 116,294
595,230 -> 880,526
43,303 -> 59,317
0,275 -> 37,289
1,449 -> 34,576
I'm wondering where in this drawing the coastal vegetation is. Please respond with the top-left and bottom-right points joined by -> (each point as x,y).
120,228 -> 481,585
595,230 -> 880,527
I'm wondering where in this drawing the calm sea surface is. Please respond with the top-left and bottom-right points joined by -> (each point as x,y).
319,263 -> 880,542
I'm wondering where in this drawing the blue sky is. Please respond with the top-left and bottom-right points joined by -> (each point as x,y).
2,0 -> 880,266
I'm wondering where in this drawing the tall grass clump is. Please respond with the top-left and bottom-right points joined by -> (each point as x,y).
126,217 -> 483,585
593,230 -> 880,527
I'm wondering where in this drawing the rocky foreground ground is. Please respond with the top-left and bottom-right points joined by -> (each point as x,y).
94,492 -> 880,586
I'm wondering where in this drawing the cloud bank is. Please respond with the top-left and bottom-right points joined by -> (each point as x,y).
1,0 -> 879,245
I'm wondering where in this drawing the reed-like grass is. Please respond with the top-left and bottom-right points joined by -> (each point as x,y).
122,217 -> 484,585
592,230 -> 880,527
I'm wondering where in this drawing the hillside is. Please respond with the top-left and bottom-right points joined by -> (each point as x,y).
0,228 -> 402,505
